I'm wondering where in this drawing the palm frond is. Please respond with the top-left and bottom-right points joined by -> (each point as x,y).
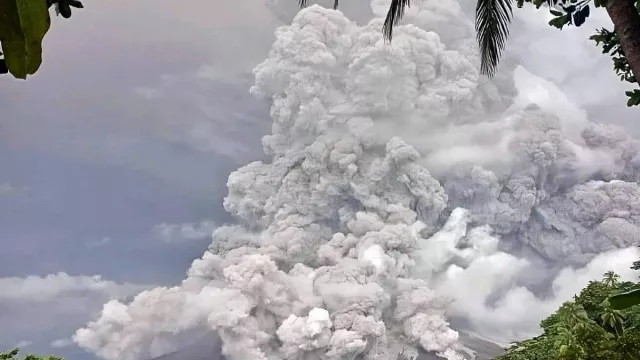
383,0 -> 411,41
475,0 -> 513,77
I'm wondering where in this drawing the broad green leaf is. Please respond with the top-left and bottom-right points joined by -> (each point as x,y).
572,5 -> 590,27
549,15 -> 570,29
0,0 -> 50,79
609,289 -> 640,310
625,89 -> 640,107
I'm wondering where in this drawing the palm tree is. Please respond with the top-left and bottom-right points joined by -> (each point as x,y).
603,271 -> 621,287
561,302 -> 591,330
600,303 -> 626,336
299,0 -> 640,85
553,325 -> 586,359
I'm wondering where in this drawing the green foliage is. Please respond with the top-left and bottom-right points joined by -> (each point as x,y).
0,349 -> 19,360
573,280 -> 611,319
51,0 -> 84,19
0,349 -> 64,360
0,0 -> 50,79
608,257 -> 640,310
609,289 -> 640,310
625,90 -> 640,107
615,330 -> 640,354
498,263 -> 640,360
600,305 -> 625,336
0,0 -> 83,79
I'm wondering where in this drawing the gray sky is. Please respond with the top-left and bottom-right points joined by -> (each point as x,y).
0,1 -> 276,358
1,1 -> 638,359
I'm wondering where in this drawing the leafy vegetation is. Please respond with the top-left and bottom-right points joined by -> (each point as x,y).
0,349 -> 63,360
608,287 -> 640,310
607,258 -> 640,310
0,0 -> 83,79
498,264 -> 640,360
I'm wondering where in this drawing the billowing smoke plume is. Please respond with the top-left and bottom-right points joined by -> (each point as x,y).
74,1 -> 640,360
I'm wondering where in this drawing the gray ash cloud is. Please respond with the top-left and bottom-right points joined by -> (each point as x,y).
74,2 -> 640,359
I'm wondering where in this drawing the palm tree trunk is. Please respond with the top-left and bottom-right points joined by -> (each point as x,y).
605,0 -> 640,84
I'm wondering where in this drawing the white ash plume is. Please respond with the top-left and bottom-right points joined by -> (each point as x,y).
76,6 -> 470,359
75,2 -> 640,360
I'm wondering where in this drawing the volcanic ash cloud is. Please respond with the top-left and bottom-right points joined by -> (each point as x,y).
74,3 -> 640,360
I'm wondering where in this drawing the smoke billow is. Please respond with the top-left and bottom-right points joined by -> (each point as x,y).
74,1 -> 640,359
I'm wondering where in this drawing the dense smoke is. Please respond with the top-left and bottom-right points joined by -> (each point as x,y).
74,1 -> 640,359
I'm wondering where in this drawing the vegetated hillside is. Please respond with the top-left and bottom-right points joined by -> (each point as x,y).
498,271 -> 640,360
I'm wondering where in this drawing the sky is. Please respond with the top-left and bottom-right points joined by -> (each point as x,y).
1,0 -> 639,359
